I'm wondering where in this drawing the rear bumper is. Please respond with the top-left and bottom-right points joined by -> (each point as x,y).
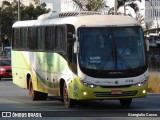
0,73 -> 12,79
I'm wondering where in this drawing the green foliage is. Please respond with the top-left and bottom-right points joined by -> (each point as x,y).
0,0 -> 50,45
72,0 -> 107,11
108,0 -> 142,15
135,12 -> 145,24
118,0 -> 142,14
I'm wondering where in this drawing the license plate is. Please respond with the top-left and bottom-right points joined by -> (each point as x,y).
111,90 -> 122,95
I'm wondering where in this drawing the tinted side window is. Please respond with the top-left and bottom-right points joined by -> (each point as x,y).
45,26 -> 55,50
13,28 -> 20,49
56,26 -> 66,51
37,27 -> 45,50
28,27 -> 36,50
23,28 -> 28,50
20,28 -> 23,49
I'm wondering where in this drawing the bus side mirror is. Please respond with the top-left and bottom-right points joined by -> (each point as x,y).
74,41 -> 79,54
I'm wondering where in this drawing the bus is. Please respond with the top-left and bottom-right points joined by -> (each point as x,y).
12,11 -> 148,108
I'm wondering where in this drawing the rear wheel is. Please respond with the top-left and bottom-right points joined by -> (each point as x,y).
38,92 -> 48,100
119,98 -> 132,107
63,82 -> 75,108
28,79 -> 39,101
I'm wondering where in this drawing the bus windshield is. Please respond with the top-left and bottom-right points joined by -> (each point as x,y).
78,26 -> 147,77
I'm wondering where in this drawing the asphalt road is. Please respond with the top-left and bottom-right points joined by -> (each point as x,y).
0,80 -> 160,120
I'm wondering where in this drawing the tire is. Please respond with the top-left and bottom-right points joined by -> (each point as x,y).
119,98 -> 132,107
38,92 -> 48,100
28,79 -> 39,101
63,82 -> 76,108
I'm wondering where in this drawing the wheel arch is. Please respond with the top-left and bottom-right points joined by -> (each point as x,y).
26,73 -> 31,89
60,78 -> 65,97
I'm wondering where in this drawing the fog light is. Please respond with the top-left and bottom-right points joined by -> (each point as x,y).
142,90 -> 146,94
83,92 -> 87,96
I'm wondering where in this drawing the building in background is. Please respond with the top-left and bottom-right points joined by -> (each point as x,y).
144,0 -> 160,70
145,0 -> 160,30
40,0 -> 76,13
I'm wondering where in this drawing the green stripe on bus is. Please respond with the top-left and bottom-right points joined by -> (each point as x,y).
36,52 -> 68,73
36,71 -> 58,88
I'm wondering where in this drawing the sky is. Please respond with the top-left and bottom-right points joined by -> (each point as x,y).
106,0 -> 114,7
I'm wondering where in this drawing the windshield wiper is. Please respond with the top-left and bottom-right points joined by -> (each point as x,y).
111,39 -> 134,73
117,53 -> 135,73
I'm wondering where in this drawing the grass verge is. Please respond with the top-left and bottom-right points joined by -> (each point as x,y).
148,71 -> 160,94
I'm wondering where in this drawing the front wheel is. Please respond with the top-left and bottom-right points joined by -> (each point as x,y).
63,82 -> 76,108
119,98 -> 132,107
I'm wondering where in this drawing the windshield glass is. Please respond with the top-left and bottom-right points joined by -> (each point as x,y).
78,27 -> 146,74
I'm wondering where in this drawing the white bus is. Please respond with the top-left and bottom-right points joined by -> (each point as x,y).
12,11 -> 148,108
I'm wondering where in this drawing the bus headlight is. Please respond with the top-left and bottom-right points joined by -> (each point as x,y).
135,79 -> 147,87
81,80 -> 97,88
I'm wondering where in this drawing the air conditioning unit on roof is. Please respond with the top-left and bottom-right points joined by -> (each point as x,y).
38,11 -> 101,20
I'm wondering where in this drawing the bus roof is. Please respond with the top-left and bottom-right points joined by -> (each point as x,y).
12,14 -> 140,28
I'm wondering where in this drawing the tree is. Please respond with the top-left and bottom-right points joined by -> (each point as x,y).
21,3 -> 50,20
135,12 -> 145,28
118,0 -> 142,15
33,0 -> 40,5
0,0 -> 15,46
0,0 -> 50,47
72,0 -> 107,11
108,0 -> 142,15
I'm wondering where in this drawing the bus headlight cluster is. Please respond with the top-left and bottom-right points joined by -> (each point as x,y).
81,80 -> 97,88
135,79 -> 147,87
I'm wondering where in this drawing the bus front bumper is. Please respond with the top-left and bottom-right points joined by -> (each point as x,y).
68,78 -> 148,100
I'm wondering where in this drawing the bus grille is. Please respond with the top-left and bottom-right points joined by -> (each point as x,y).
94,91 -> 137,97
100,85 -> 132,88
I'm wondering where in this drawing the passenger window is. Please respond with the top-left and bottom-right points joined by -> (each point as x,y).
45,26 -> 55,50
37,27 -> 45,50
56,26 -> 66,51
